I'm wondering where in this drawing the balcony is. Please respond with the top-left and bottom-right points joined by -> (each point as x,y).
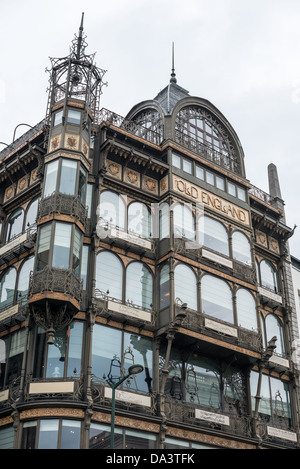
29,266 -> 82,310
38,192 -> 87,228
179,306 -> 263,354
258,285 -> 282,308
0,225 -> 36,266
94,290 -> 156,329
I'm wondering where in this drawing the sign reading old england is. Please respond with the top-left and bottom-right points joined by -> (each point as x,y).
173,175 -> 250,226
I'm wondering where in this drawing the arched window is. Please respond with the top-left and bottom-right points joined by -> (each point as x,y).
173,203 -> 195,240
174,264 -> 197,310
0,267 -> 17,310
95,251 -> 123,300
199,216 -> 229,256
99,190 -> 125,230
160,264 -> 170,309
126,262 -> 153,309
17,256 -> 34,303
264,314 -> 285,356
6,208 -> 24,242
232,231 -> 251,265
25,197 -> 39,230
260,260 -> 278,292
128,202 -> 151,238
201,275 -> 233,323
236,288 -> 257,331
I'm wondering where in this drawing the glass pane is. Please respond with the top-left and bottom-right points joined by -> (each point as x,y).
72,227 -> 82,276
237,187 -> 246,201
172,153 -> 181,168
44,159 -> 59,197
200,216 -> 229,256
174,264 -> 197,310
53,110 -> 63,126
123,332 -> 153,393
80,245 -> 89,289
260,260 -> 278,292
67,109 -> 81,124
46,328 -> 67,378
182,158 -> 192,173
196,166 -> 204,180
201,275 -> 233,323
270,376 -> 291,419
128,202 -> 151,238
206,171 -> 214,185
228,182 -> 236,197
86,183 -> 93,218
159,203 -> 170,240
52,223 -> 71,269
265,314 -> 285,356
89,423 -> 111,449
25,198 -> 39,229
38,420 -> 59,449
160,264 -> 170,309
61,420 -> 81,449
125,262 -> 153,309
6,208 -> 24,242
250,371 -> 271,416
78,166 -> 87,204
96,251 -> 123,300
92,325 -> 122,381
0,268 -> 16,310
124,429 -> 156,449
216,176 -> 224,190
99,191 -> 125,229
67,322 -> 83,377
59,159 -> 77,195
36,223 -> 52,271
173,203 -> 195,240
236,289 -> 257,331
17,256 -> 34,303
232,231 -> 251,265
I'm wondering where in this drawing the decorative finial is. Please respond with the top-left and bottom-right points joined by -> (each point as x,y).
76,12 -> 85,59
170,42 -> 177,83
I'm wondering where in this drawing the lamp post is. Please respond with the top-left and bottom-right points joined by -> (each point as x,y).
105,361 -> 144,449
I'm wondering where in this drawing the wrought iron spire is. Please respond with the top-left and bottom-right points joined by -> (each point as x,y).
170,42 -> 177,83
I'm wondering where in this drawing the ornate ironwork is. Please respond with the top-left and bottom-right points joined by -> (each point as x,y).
38,192 -> 87,226
96,108 -> 162,145
29,266 -> 82,303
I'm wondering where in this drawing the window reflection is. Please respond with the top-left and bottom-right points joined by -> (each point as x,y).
126,262 -> 153,309
96,251 -> 123,300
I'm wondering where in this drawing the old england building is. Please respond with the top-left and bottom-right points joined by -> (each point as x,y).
0,17 -> 299,450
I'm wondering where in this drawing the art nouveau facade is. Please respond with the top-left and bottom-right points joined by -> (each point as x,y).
0,20 -> 299,449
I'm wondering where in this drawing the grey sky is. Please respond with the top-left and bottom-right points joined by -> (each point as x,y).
1,0 -> 300,257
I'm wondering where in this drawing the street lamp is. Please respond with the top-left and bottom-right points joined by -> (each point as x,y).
105,360 -> 144,449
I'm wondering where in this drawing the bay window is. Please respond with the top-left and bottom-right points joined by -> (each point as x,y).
36,222 -> 82,276
43,157 -> 87,203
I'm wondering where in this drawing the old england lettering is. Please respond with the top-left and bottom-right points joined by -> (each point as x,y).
173,175 -> 250,226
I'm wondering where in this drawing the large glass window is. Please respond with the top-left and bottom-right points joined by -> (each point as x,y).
36,224 -> 52,271
128,202 -> 151,238
17,256 -> 34,304
22,419 -> 81,449
199,216 -> 229,256
92,325 -> 153,394
89,424 -> 156,449
250,371 -> 291,423
264,314 -> 285,356
174,264 -> 197,310
6,208 -> 24,242
95,251 -> 123,300
43,159 -> 59,197
126,262 -> 153,309
201,275 -> 233,323
260,260 -> 278,292
0,329 -> 25,389
173,203 -> 195,240
236,288 -> 257,331
159,202 -> 170,240
0,267 -> 16,311
232,231 -> 251,265
33,321 -> 83,379
52,223 -> 72,269
99,190 -> 125,229
159,264 -> 170,309
59,159 -> 77,196
0,426 -> 14,449
25,197 -> 39,230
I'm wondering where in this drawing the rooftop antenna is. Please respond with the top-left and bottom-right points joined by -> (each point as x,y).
170,42 -> 177,83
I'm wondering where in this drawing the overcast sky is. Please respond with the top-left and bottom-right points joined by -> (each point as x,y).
1,0 -> 300,258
